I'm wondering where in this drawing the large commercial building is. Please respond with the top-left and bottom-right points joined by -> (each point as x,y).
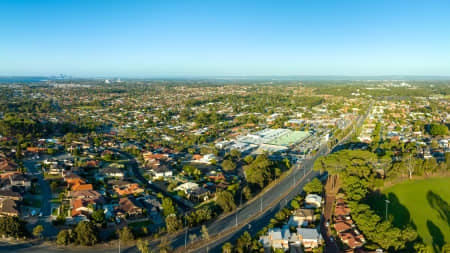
217,128 -> 310,154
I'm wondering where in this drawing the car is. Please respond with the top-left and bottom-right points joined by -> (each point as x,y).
330,236 -> 334,242
326,221 -> 330,227
39,212 -> 43,217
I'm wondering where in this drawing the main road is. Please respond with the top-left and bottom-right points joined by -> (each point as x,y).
178,101 -> 373,253
0,102 -> 373,253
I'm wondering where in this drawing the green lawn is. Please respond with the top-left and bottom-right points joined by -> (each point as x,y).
23,197 -> 42,208
128,219 -> 153,228
369,177 -> 450,251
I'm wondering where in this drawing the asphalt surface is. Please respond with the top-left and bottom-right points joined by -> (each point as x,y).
182,102 -> 373,253
23,154 -> 65,238
0,103 -> 373,253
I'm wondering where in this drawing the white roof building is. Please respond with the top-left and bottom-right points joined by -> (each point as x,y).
305,194 -> 322,208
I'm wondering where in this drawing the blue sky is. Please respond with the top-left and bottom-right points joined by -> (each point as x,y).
1,0 -> 450,77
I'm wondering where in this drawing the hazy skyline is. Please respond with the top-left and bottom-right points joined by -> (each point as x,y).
1,0 -> 450,77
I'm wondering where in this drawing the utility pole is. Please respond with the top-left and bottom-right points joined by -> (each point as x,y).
184,217 -> 188,249
385,199 -> 390,220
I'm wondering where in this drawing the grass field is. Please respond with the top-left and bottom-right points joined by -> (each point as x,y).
368,177 -> 450,251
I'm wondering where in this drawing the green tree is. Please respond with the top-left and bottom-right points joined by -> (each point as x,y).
414,243 -> 432,253
158,237 -> 173,253
201,225 -> 209,240
235,231 -> 252,253
243,186 -> 252,200
290,199 -> 300,209
230,149 -> 241,159
162,197 -> 177,217
56,229 -> 74,245
221,159 -> 237,172
222,242 -> 234,253
117,227 -> 134,243
216,190 -> 236,213
50,181 -> 58,192
15,144 -> 22,159
165,214 -> 182,233
244,156 -> 254,164
0,216 -> 27,238
47,148 -> 57,155
91,209 -> 105,224
73,221 -> 98,246
303,178 -> 323,194
429,124 -> 448,136
136,238 -> 150,253
32,225 -> 44,238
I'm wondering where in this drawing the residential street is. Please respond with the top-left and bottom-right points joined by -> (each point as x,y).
23,156 -> 59,238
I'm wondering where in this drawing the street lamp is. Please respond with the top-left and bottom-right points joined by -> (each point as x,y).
385,199 -> 390,220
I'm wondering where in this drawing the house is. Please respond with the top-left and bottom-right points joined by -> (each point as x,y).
115,197 -> 143,218
305,194 -> 322,208
100,167 -> 124,178
175,182 -> 199,194
9,173 -> 31,188
297,228 -> 323,249
259,226 -> 292,250
64,173 -> 85,185
151,165 -> 173,178
0,188 -> 22,201
335,221 -> 353,233
43,159 -> 58,166
0,160 -> 18,172
48,164 -> 65,176
192,154 -> 217,164
206,171 -> 226,182
85,159 -> 100,168
113,183 -> 144,196
68,189 -> 103,201
71,198 -> 96,217
26,147 -> 48,153
339,232 -> 365,249
288,208 -> 315,227
72,183 -> 93,191
335,199 -> 351,217
187,187 -> 210,202
0,199 -> 19,216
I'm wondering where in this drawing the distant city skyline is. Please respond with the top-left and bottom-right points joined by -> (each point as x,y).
1,0 -> 450,77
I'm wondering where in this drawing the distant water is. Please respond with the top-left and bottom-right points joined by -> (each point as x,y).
0,76 -> 50,83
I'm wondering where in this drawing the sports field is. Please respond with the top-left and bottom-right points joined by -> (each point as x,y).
372,177 -> 450,251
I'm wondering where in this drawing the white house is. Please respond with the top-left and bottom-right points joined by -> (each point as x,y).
194,154 -> 218,164
152,166 -> 173,178
297,228 -> 323,249
175,182 -> 199,194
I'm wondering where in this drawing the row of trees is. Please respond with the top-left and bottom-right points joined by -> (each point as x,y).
57,221 -> 99,246
314,150 -> 419,251
0,216 -> 28,238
